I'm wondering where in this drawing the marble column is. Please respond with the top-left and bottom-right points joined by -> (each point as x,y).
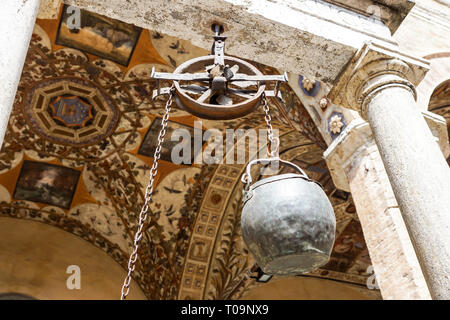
0,0 -> 41,148
329,42 -> 450,300
325,119 -> 431,299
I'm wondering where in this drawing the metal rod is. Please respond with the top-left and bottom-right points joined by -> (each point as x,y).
152,71 -> 287,82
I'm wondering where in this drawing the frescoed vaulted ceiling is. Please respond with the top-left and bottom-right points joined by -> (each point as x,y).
0,5 -> 379,299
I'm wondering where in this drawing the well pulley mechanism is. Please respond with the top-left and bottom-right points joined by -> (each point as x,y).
151,25 -> 287,120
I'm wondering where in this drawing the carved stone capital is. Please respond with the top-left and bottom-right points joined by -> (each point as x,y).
328,42 -> 430,118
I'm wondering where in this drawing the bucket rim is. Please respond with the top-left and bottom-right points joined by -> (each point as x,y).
249,173 -> 315,191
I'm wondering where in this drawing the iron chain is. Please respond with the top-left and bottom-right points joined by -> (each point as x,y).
241,93 -> 279,191
120,86 -> 175,300
261,93 -> 279,157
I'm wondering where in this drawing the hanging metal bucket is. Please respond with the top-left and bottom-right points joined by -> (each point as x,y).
241,158 -> 336,275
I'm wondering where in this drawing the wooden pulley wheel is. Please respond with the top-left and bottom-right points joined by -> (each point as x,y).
172,55 -> 265,120
151,29 -> 287,120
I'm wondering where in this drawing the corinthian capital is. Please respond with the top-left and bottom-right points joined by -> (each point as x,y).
328,42 -> 430,118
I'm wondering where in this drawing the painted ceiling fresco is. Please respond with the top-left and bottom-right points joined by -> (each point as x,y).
0,5 -> 377,299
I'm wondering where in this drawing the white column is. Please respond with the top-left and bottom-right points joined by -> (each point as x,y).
0,0 -> 41,148
363,81 -> 450,300
329,42 -> 450,300
325,119 -> 431,299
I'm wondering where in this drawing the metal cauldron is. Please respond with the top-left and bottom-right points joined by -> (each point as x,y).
241,158 -> 336,275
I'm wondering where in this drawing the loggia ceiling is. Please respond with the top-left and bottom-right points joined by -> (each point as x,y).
0,4 -> 377,299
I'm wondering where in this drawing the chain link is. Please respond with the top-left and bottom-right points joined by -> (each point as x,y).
241,93 -> 278,192
261,93 -> 279,157
120,86 -> 175,300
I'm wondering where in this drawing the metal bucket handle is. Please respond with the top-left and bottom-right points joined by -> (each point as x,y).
241,157 -> 310,189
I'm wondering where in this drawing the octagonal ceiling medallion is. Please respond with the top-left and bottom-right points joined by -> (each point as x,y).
23,77 -> 120,147
50,95 -> 93,128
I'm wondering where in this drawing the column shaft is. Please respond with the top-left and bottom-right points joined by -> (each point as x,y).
365,85 -> 450,299
325,119 -> 432,299
0,0 -> 41,148
346,139 -> 431,299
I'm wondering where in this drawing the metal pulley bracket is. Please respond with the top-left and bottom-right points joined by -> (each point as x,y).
151,27 -> 287,120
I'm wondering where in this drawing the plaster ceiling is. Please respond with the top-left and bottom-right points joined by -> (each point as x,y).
0,5 -> 377,299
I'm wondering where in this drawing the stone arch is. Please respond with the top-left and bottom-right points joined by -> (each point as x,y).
415,53 -> 450,109
428,78 -> 450,163
0,292 -> 37,300
429,78 -> 450,113
0,216 -> 146,299
241,276 -> 380,300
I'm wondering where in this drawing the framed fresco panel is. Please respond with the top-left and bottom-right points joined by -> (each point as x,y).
139,118 -> 203,164
13,161 -> 80,209
56,4 -> 142,66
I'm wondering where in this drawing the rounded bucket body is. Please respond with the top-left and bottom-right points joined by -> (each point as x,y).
241,173 -> 336,275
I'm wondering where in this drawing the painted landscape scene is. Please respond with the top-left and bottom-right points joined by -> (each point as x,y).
56,5 -> 142,66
